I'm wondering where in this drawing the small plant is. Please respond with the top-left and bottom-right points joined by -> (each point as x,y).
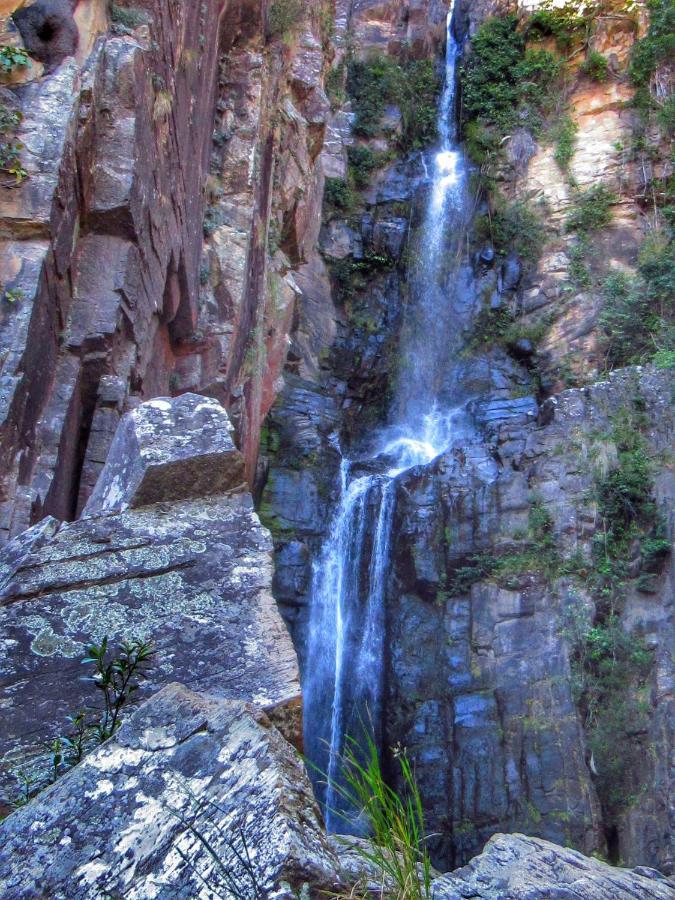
82,636 -> 155,740
0,103 -> 26,182
475,197 -> 546,263
3,287 -> 24,303
330,732 -> 432,900
582,50 -> 609,82
324,176 -> 356,219
565,183 -> 617,233
0,45 -> 29,75
552,114 -> 578,171
110,4 -> 150,29
266,0 -> 303,40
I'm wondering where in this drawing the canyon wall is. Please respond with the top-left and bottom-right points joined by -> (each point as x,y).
0,0 -> 671,886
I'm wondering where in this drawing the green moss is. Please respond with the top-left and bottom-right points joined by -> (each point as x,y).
110,4 -> 150,27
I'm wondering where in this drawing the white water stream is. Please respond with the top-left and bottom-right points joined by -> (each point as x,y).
304,2 -> 469,830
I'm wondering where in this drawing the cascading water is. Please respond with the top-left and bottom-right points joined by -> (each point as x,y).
304,2 -> 470,831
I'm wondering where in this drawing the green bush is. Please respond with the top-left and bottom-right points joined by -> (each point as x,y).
552,114 -> 578,171
266,0 -> 303,40
0,45 -> 29,74
599,229 -> 674,368
323,176 -> 356,218
0,103 -> 25,182
346,55 -> 440,150
629,0 -> 675,89
348,144 -> 387,189
565,183 -> 617,233
526,1 -> 589,52
582,50 -> 609,82
477,198 -> 546,262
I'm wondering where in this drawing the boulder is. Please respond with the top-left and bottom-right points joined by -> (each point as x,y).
0,684 -> 342,899
83,394 -> 246,517
431,833 -> 675,899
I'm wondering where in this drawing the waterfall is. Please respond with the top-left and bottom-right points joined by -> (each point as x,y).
304,1 -> 469,831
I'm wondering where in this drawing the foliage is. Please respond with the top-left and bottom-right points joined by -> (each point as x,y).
82,636 -> 156,740
346,55 -> 440,151
348,144 -> 391,189
599,228 -> 674,368
329,252 -> 395,303
0,45 -> 29,74
552,114 -> 578,171
582,50 -> 609,82
476,197 -> 546,263
460,15 -> 563,135
332,732 -> 432,900
0,51 -> 29,182
525,0 -> 590,52
565,183 -> 617,233
629,0 -> 675,89
110,4 -> 149,28
326,61 -> 346,108
266,0 -> 303,40
324,176 -> 356,219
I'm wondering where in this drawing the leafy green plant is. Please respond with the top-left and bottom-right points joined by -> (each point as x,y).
0,103 -> 26,182
324,176 -> 356,219
0,45 -> 29,74
3,287 -> 24,303
82,636 -> 155,740
266,0 -> 303,40
582,50 -> 609,82
552,114 -> 578,171
525,0 -> 590,52
346,55 -> 440,150
565,183 -> 617,233
476,197 -> 546,263
110,4 -> 150,28
331,732 -> 432,900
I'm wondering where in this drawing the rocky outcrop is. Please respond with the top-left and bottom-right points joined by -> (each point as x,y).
0,683 -> 342,899
1,682 -> 672,898
82,393 -> 245,516
0,394 -> 300,811
432,833 -> 675,899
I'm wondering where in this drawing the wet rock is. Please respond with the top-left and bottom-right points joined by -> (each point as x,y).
0,684 -> 341,898
480,245 -> 495,266
83,394 -> 245,517
12,0 -> 78,74
432,833 -> 675,899
500,253 -> 522,292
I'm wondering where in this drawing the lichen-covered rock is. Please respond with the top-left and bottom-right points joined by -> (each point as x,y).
0,489 -> 300,809
0,683 -> 341,899
83,394 -> 245,516
431,833 -> 675,899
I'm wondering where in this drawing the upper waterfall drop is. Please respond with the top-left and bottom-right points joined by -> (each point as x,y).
303,3 -> 470,832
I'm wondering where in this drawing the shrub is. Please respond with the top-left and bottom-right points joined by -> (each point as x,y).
346,55 -> 440,150
348,144 -> 381,189
110,4 -> 149,28
526,1 -> 589,52
0,45 -> 29,74
324,176 -> 356,218
582,50 -> 609,82
0,102 -> 26,182
552,114 -> 578,171
477,198 -> 546,262
565,183 -> 617,233
266,0 -> 303,40
629,0 -> 675,89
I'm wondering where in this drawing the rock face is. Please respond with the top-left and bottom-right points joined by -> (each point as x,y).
83,394 -> 245,516
432,833 -> 675,899
260,0 -> 675,878
0,683 -> 341,899
0,0 -> 331,539
0,396 -> 299,810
